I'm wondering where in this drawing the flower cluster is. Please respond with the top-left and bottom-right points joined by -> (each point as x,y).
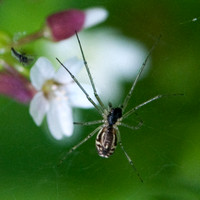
0,7 -> 148,141
0,7 -> 108,140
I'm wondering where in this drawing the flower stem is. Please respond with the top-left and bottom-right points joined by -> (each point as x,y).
13,28 -> 48,47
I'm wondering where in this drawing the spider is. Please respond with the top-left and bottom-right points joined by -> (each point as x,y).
56,33 -> 181,182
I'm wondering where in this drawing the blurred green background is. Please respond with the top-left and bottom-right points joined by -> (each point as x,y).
0,0 -> 200,199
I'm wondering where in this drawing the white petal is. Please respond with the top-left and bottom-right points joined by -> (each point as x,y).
29,92 -> 49,126
46,99 -> 74,140
54,57 -> 83,84
30,57 -> 55,90
68,83 -> 96,108
83,8 -> 108,28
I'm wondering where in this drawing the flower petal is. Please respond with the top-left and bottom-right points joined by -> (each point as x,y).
46,99 -> 74,140
83,8 -> 108,28
30,57 -> 55,90
54,57 -> 83,84
29,92 -> 49,126
68,83 -> 96,108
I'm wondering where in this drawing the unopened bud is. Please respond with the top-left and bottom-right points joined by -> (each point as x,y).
46,10 -> 85,41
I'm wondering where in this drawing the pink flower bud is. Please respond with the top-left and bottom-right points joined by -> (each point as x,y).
16,8 -> 108,45
46,9 -> 85,41
0,68 -> 36,104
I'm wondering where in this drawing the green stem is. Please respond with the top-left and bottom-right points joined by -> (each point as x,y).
12,27 -> 50,47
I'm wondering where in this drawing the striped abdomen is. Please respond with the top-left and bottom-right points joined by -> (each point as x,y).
96,126 -> 117,158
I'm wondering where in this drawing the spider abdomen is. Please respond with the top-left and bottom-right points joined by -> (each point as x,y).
96,126 -> 117,158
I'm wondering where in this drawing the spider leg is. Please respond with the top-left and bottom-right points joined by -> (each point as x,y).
123,93 -> 183,119
74,120 -> 103,126
122,35 -> 161,111
56,58 -> 103,115
120,122 -> 143,130
117,129 -> 143,182
75,32 -> 106,111
120,111 -> 144,130
57,126 -> 102,166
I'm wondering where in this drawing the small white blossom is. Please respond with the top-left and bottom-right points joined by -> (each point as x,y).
29,57 -> 94,140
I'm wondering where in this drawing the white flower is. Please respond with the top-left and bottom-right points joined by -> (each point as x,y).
43,28 -> 149,104
29,57 -> 94,140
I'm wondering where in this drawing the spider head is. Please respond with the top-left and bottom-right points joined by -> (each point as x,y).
107,107 -> 122,125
